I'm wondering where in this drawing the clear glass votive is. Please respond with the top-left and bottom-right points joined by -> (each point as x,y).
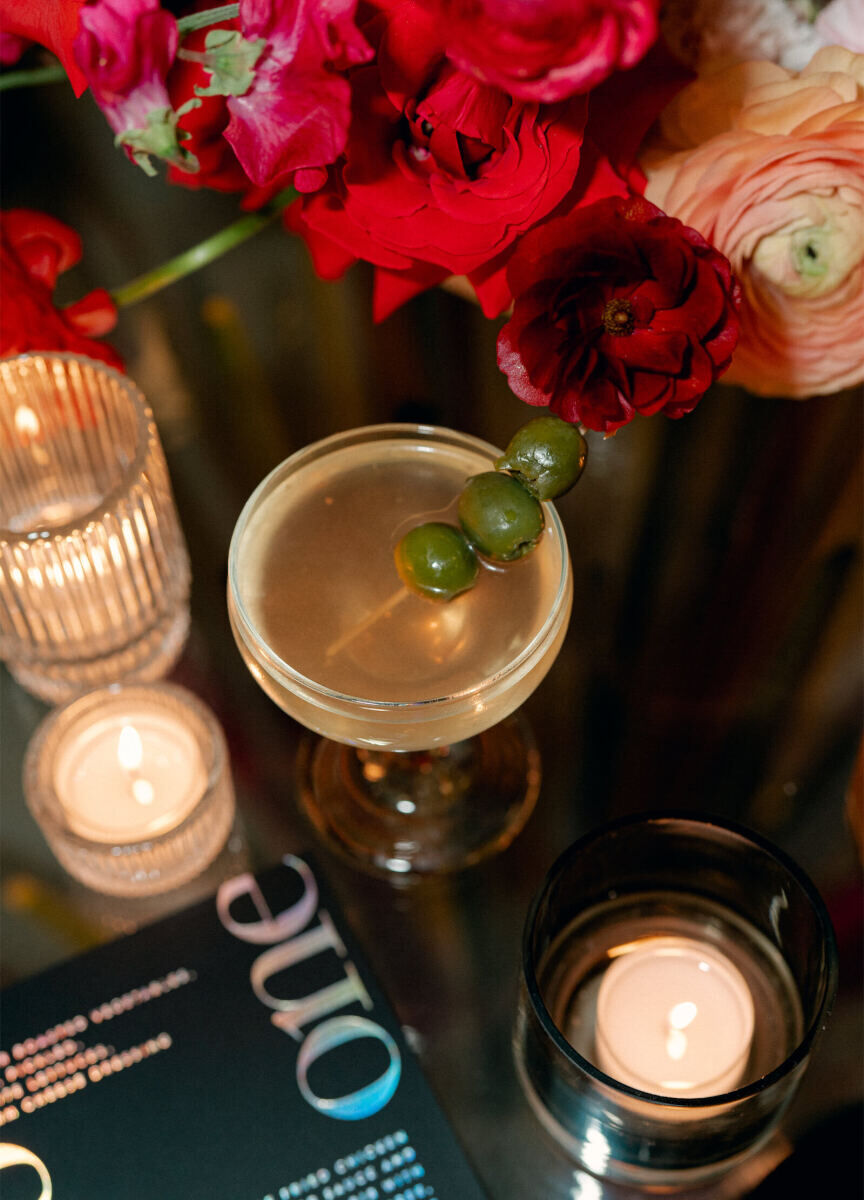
0,353 -> 190,702
513,814 -> 838,1190
23,683 -> 235,897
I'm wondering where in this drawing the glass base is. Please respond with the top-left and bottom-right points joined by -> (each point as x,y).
7,605 -> 190,705
297,711 -> 541,877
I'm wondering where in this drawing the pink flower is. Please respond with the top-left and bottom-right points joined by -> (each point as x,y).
73,0 -> 196,175
417,0 -> 660,102
642,47 -> 864,398
219,0 -> 372,191
0,30 -> 30,65
816,0 -> 864,55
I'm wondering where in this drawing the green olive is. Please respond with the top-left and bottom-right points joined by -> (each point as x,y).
458,471 -> 544,562
495,415 -> 587,500
394,522 -> 479,601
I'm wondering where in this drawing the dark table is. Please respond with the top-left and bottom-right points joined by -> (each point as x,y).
2,75 -> 862,1199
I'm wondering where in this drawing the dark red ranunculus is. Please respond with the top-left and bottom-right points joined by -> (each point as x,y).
418,0 -> 660,102
1,209 -> 122,369
497,196 -> 740,434
289,0 -> 587,319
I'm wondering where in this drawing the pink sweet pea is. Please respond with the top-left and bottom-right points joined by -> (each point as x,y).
0,30 -> 30,64
1,0 -> 88,93
73,0 -> 196,175
221,0 -> 372,191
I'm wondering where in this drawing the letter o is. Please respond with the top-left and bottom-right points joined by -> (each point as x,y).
0,1143 -> 52,1199
297,1016 -> 400,1121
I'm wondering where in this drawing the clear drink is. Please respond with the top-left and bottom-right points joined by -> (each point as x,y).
229,425 -> 572,751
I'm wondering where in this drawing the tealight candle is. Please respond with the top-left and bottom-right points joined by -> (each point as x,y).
594,936 -> 755,1098
53,711 -> 207,843
25,684 -> 235,896
514,816 -> 838,1188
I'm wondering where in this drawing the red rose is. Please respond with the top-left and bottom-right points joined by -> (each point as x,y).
289,0 -> 587,319
497,196 -> 740,434
419,0 -> 660,102
1,209 -> 122,370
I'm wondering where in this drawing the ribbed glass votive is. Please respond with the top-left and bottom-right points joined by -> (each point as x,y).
0,353 -> 190,703
23,683 -> 236,897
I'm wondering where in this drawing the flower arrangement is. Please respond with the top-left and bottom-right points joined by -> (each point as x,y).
1,0 -> 861,436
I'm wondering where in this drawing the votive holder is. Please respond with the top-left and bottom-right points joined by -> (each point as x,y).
513,814 -> 838,1190
23,683 -> 235,897
0,353 -> 190,703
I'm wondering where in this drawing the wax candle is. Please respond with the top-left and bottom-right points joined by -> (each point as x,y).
52,708 -> 207,842
25,684 -> 235,896
594,936 -> 755,1098
0,353 -> 190,703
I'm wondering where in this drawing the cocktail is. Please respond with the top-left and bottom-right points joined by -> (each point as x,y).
228,423 -> 573,875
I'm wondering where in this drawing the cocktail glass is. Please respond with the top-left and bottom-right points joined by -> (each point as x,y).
228,423 -> 572,876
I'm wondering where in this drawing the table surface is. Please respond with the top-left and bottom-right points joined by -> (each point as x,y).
2,407 -> 861,1198
2,76 -> 863,1199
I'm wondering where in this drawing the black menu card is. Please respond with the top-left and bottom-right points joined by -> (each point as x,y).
0,855 -> 488,1199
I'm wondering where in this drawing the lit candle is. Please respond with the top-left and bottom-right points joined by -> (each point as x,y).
52,708 -> 208,843
594,936 -> 755,1098
24,683 -> 235,896
1,353 -> 190,704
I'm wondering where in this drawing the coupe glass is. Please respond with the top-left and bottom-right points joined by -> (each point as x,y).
228,424 -> 572,875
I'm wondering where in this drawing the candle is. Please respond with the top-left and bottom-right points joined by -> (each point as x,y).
24,684 -> 235,896
52,709 -> 208,843
0,353 -> 190,704
594,936 -> 755,1098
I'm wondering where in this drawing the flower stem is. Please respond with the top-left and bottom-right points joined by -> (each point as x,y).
0,64 -> 67,91
111,189 -> 296,309
177,4 -> 240,33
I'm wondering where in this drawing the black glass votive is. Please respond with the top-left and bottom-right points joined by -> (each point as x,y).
513,814 -> 838,1189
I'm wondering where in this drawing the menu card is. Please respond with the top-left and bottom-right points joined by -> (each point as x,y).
0,855 -> 489,1199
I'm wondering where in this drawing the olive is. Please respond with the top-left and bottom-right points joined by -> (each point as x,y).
495,415 -> 587,500
458,471 -> 544,562
394,521 -> 479,601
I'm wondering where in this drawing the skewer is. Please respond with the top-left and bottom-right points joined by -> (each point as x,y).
325,585 -> 410,659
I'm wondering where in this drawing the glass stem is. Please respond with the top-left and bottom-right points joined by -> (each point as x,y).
111,189 -> 296,309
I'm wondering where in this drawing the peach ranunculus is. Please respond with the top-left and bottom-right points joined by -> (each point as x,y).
641,46 -> 864,398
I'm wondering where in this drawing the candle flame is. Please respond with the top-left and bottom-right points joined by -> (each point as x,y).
665,1000 -> 698,1063
668,1001 -> 698,1031
14,405 -> 40,438
117,725 -> 143,772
